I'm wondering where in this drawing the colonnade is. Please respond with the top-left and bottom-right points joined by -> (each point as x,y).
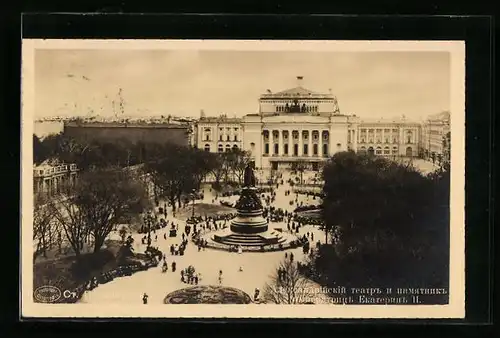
262,129 -> 330,158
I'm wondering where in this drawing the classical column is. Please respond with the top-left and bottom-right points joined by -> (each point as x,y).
319,130 -> 323,158
298,130 -> 303,156
288,130 -> 293,157
269,130 -> 274,155
307,130 -> 312,157
352,129 -> 357,151
278,129 -> 283,156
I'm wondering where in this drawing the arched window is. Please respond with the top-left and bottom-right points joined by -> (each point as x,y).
406,147 -> 413,157
204,128 -> 211,132
225,145 -> 231,152
232,144 -> 238,150
384,146 -> 390,155
204,144 -> 210,152
368,147 -> 375,156
250,142 -> 255,148
218,145 -> 223,153
376,147 -> 382,155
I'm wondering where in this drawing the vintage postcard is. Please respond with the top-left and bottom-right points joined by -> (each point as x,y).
21,39 -> 465,319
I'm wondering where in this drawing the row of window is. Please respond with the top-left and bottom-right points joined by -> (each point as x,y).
263,134 -> 329,142
359,146 -> 413,156
359,138 -> 414,144
34,164 -> 78,177
204,135 -> 239,141
264,143 -> 329,156
360,128 -> 401,133
204,144 -> 240,152
203,127 -> 239,133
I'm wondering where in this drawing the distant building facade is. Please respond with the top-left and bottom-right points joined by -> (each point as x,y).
195,77 -> 425,170
357,118 -> 421,158
63,122 -> 192,147
196,116 -> 243,153
421,111 -> 450,161
33,159 -> 79,198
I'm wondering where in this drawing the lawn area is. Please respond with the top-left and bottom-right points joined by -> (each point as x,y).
174,203 -> 235,221
33,239 -> 123,303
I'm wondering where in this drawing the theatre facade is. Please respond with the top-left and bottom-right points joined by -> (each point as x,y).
195,81 -> 422,170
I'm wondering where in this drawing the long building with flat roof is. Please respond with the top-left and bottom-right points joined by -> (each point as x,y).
63,121 -> 193,147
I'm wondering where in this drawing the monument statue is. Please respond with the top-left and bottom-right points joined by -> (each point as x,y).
243,164 -> 256,187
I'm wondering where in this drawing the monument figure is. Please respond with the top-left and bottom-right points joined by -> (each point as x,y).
243,164 -> 256,187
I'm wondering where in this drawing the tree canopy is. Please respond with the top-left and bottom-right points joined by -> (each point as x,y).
312,151 -> 450,290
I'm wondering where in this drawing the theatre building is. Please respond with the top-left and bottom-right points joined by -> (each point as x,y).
195,77 -> 422,170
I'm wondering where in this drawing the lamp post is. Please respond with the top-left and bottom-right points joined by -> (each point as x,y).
191,189 -> 196,218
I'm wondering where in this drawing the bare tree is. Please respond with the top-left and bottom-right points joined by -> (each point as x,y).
262,258 -> 316,304
208,153 -> 226,188
295,160 -> 308,184
33,196 -> 56,260
49,195 -> 88,258
75,168 -> 148,253
230,149 -> 252,185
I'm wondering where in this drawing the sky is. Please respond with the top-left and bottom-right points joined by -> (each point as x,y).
34,49 -> 450,120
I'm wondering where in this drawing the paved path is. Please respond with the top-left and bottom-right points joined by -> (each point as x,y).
82,169 -> 328,305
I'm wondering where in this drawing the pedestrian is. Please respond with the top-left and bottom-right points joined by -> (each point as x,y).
142,293 -> 148,304
254,288 -> 260,302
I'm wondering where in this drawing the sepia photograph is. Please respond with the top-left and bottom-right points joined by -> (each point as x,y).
21,39 -> 465,319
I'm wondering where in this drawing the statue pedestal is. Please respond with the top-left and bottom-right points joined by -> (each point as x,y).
204,166 -> 300,252
210,186 -> 287,248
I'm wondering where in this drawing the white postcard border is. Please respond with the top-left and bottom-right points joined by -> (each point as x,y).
21,39 -> 465,319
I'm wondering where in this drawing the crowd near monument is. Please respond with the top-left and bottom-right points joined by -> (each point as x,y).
209,164 -> 296,250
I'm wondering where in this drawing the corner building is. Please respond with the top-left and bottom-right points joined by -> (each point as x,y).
195,80 -> 422,170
